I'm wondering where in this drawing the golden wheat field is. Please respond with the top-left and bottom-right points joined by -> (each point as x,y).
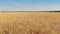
0,12 -> 60,34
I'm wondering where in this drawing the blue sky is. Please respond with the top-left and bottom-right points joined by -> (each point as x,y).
0,0 -> 60,11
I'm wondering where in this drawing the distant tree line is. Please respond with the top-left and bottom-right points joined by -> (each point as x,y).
0,11 -> 60,12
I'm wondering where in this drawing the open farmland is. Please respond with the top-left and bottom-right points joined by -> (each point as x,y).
0,12 -> 60,34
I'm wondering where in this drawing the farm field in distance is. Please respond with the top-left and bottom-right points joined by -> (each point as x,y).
0,12 -> 60,34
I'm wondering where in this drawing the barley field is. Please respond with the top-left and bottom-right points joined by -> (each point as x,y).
0,12 -> 60,34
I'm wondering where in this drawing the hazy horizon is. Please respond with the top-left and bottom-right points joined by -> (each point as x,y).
0,0 -> 60,11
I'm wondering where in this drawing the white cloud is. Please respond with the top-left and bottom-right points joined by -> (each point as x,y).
0,5 -> 60,11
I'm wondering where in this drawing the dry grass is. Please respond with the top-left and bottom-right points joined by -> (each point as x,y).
0,12 -> 60,34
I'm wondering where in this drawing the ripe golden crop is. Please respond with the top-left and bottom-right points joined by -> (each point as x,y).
0,12 -> 60,34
